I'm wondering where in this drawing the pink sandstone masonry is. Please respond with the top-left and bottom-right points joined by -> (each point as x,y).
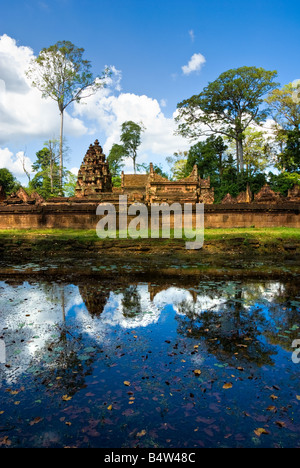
0,202 -> 299,230
0,140 -> 300,230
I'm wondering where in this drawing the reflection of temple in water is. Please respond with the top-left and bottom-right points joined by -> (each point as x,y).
78,281 -> 199,318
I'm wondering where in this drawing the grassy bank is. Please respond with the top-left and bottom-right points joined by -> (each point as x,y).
0,226 -> 299,242
0,227 -> 299,280
0,226 -> 299,260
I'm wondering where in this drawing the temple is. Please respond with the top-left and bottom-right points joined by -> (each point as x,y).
75,140 -> 112,197
0,139 -> 299,230
74,141 -> 214,204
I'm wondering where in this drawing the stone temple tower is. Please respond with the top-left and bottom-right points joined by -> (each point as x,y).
75,140 -> 112,197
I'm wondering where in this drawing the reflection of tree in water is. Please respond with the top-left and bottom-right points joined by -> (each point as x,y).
33,322 -> 101,399
175,284 -> 278,368
28,282 -> 104,398
121,285 -> 142,318
260,281 -> 300,351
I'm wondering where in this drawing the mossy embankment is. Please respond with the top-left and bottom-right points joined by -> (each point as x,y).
0,227 -> 299,281
0,226 -> 299,255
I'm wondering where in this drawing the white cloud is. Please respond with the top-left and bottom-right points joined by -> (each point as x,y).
188,30 -> 195,42
182,53 -> 206,75
0,148 -> 33,178
74,88 -> 189,169
70,166 -> 79,176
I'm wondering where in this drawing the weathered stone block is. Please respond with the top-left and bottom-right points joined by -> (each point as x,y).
254,184 -> 283,204
287,184 -> 300,202
221,193 -> 237,204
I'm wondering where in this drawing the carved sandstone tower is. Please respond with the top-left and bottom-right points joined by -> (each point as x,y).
75,140 -> 112,197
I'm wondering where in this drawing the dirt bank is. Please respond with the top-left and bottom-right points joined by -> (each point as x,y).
0,232 -> 299,281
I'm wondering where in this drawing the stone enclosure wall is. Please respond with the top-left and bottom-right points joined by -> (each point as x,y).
0,201 -> 299,230
0,139 -> 299,231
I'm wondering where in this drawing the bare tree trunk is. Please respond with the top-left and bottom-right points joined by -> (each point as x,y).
236,137 -> 244,173
61,286 -> 65,322
47,139 -> 54,194
50,155 -> 54,194
235,139 -> 240,173
59,111 -> 64,196
133,153 -> 136,174
21,152 -> 31,183
238,138 -> 244,172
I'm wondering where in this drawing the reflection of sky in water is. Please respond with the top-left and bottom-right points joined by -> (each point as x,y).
0,279 -> 293,383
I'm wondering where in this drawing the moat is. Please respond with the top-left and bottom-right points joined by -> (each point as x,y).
1,253 -> 300,448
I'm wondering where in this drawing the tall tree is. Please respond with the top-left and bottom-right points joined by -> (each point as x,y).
42,139 -> 61,194
26,40 -> 110,194
265,82 -> 300,131
120,121 -> 145,173
176,66 -> 278,172
265,82 -> 300,172
242,128 -> 271,175
30,146 -> 60,198
107,144 -> 125,180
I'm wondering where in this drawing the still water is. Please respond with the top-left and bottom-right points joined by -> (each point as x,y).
0,276 -> 300,448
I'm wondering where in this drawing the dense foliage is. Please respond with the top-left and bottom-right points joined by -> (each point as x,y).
0,168 -> 20,195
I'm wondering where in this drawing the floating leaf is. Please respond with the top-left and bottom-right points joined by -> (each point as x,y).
254,427 -> 270,437
62,395 -> 72,401
0,436 -> 11,447
84,347 -> 96,353
78,355 -> 90,361
275,421 -> 286,428
29,417 -> 43,426
223,383 -> 233,389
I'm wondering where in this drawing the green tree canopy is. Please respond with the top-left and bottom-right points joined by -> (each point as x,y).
29,143 -> 62,199
0,168 -> 20,195
120,121 -> 145,174
107,144 -> 125,177
176,66 -> 278,173
276,129 -> 300,172
269,171 -> 300,196
265,82 -> 300,131
265,82 -> 300,172
186,136 -> 228,179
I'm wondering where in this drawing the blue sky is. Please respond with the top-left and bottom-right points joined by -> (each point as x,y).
0,0 -> 300,183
